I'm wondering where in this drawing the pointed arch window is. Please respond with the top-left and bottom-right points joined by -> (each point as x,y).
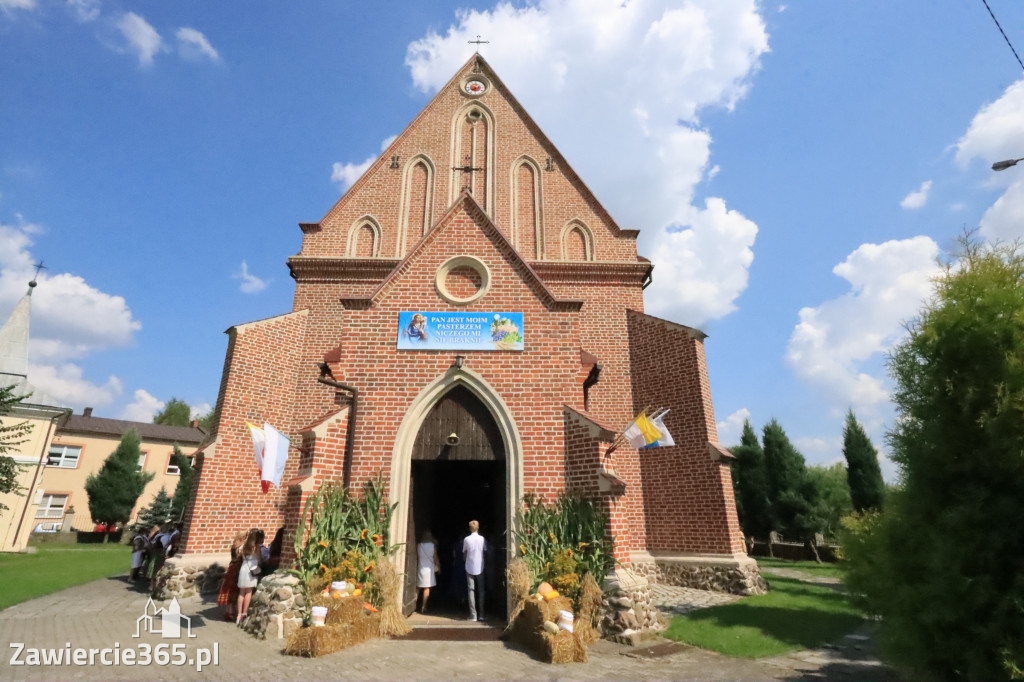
449,103 -> 495,215
561,221 -> 595,261
397,155 -> 435,256
347,217 -> 382,258
511,156 -> 543,259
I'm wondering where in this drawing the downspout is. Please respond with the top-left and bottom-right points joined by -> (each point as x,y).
13,412 -> 61,548
317,377 -> 358,490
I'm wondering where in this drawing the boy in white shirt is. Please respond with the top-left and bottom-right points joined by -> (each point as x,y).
462,520 -> 486,621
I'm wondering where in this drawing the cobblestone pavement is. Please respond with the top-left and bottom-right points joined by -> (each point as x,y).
0,575 -> 896,681
649,584 -> 742,615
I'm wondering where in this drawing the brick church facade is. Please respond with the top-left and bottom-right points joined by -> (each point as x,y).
180,55 -> 760,609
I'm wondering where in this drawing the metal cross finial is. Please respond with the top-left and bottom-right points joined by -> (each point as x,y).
32,260 -> 46,279
468,35 -> 489,51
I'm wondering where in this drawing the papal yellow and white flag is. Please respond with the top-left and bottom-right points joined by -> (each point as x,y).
622,411 -> 664,448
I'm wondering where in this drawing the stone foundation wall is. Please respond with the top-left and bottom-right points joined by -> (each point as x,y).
152,560 -> 226,601
600,568 -> 663,642
632,556 -> 767,596
239,572 -> 305,640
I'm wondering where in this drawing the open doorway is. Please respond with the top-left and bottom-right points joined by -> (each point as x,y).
403,385 -> 507,620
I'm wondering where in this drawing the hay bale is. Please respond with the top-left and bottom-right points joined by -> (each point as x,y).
506,559 -> 532,631
375,557 -> 411,637
575,573 -> 604,647
509,596 -> 587,664
283,610 -> 381,658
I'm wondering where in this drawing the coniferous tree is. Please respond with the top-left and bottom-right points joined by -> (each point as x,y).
132,487 -> 173,533
761,419 -> 820,540
153,398 -> 191,427
85,430 -> 154,540
805,463 -> 853,540
842,410 -> 884,512
730,419 -> 772,539
169,446 -> 193,522
0,384 -> 33,514
843,238 -> 1024,679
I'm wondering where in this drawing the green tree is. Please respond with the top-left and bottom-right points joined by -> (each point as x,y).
131,487 -> 173,533
0,384 -> 33,514
169,445 -> 193,522
762,419 -> 820,540
85,429 -> 154,540
730,419 -> 772,539
805,463 -> 852,541
153,398 -> 191,427
844,238 -> 1024,680
842,410 -> 884,512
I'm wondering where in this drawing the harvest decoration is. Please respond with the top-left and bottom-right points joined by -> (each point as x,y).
511,492 -> 611,608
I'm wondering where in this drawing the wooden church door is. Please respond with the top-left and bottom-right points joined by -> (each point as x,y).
403,385 -> 507,618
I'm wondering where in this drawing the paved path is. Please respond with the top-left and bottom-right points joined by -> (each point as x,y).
0,573 -> 898,681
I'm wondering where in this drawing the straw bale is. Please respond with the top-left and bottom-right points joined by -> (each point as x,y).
505,559 -> 532,631
376,557 -> 412,637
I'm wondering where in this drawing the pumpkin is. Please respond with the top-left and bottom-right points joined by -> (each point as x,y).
345,583 -> 356,594
363,603 -> 379,613
352,588 -> 362,597
537,582 -> 553,595
542,621 -> 560,635
331,590 -> 343,599
321,589 -> 330,597
544,590 -> 560,600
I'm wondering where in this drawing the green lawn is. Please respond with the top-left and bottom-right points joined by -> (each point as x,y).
663,575 -> 864,658
0,544 -> 128,611
755,556 -> 846,580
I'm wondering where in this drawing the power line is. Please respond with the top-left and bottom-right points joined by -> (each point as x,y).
979,0 -> 1024,72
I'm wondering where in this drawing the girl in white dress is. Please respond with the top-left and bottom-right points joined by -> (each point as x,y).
235,528 -> 264,624
416,530 -> 440,614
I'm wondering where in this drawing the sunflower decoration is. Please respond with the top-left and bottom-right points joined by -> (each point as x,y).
360,529 -> 369,540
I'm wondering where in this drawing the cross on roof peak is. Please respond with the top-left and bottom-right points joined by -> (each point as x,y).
468,35 -> 489,51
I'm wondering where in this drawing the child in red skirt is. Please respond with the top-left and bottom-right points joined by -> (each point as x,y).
217,530 -> 248,621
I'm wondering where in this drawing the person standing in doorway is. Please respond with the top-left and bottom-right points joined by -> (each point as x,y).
416,530 -> 440,614
462,520 -> 486,621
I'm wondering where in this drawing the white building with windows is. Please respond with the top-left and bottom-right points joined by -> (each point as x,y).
0,280 -> 206,552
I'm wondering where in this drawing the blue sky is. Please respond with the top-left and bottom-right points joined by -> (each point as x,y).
2,1 -> 1022,479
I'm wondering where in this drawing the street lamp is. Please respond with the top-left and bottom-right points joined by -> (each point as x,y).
992,157 -> 1024,171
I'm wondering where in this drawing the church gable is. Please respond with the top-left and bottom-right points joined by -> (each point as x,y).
300,55 -> 639,265
342,192 -> 582,313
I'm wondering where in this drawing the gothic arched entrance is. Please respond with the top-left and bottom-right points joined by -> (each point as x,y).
402,384 -> 508,619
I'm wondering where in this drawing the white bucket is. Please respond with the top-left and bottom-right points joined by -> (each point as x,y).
558,610 -> 574,633
311,606 -> 328,627
330,581 -> 347,593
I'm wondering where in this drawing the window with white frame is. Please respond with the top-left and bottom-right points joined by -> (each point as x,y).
46,445 -> 81,468
36,493 -> 68,519
166,454 -> 194,476
137,453 -> 147,472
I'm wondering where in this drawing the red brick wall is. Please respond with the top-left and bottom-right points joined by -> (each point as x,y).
626,310 -> 746,555
183,310 -> 309,555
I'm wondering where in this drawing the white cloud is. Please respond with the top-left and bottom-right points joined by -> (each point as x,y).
0,0 -> 35,11
954,78 -> 1024,240
900,180 -> 932,210
331,135 -> 398,192
786,236 -> 941,417
119,389 -> 164,422
0,220 -> 142,363
955,79 -> 1024,169
28,363 -> 122,410
190,402 -> 212,420
716,407 -> 750,446
979,179 -> 1024,241
404,0 -> 767,326
233,260 -> 268,294
67,0 -> 99,22
176,27 -> 220,62
117,12 -> 164,67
